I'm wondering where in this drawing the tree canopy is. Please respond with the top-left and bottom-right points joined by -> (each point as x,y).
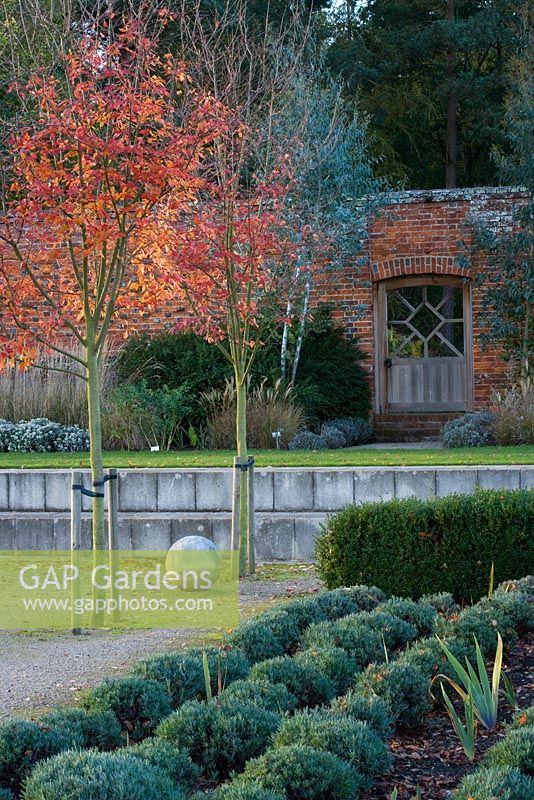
323,0 -> 520,188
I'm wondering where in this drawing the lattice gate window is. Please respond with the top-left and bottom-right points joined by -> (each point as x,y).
386,285 -> 464,359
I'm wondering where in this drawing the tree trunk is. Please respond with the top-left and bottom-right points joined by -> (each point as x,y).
446,0 -> 457,189
281,247 -> 302,381
291,276 -> 311,385
521,302 -> 532,396
235,374 -> 253,576
86,347 -> 105,552
280,304 -> 292,381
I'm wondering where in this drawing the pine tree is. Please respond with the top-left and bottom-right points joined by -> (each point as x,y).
324,0 -> 518,188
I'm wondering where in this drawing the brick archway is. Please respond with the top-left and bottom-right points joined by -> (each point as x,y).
371,255 -> 471,283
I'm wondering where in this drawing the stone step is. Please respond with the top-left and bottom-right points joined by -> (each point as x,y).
374,412 -> 463,441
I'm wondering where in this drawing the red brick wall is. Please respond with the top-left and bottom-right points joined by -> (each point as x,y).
4,187 -> 528,421
314,187 -> 529,413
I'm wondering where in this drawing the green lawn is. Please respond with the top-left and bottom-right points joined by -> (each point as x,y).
0,445 -> 532,469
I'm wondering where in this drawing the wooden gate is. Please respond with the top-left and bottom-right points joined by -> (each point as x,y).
376,276 -> 473,412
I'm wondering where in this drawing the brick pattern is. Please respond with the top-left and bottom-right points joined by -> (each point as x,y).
373,413 -> 461,442
313,188 -> 529,421
371,255 -> 469,282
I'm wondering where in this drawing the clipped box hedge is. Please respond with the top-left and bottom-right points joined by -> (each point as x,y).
316,489 -> 534,600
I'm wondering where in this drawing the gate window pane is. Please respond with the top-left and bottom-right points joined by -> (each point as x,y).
428,323 -> 464,357
387,324 -> 424,358
386,283 -> 464,359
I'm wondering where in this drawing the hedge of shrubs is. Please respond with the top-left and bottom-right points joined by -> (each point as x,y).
0,418 -> 89,453
0,575 -> 532,800
316,488 -> 534,599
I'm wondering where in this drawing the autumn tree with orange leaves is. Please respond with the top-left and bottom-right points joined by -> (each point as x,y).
163,0 -> 308,575
165,121 -> 296,575
0,16 -> 220,552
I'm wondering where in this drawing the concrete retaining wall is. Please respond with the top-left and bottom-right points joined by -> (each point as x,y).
0,466 -> 532,561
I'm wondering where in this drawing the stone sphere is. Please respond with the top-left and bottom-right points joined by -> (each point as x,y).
165,536 -> 221,588
170,535 -> 217,552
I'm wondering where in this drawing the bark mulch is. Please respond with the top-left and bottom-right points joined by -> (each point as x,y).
363,632 -> 534,800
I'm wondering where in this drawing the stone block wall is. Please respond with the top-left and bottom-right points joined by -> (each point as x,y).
0,466 -> 531,562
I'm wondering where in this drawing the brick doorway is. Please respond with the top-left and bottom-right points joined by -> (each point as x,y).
374,275 -> 474,414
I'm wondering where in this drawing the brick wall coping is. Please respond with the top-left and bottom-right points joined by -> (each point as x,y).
377,186 -> 528,207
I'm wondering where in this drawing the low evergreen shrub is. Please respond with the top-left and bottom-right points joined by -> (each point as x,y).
252,611 -> 301,653
155,698 -> 279,780
281,597 -> 328,630
225,611 -> 299,664
453,766 -> 534,800
352,611 -> 419,649
377,598 -> 437,635
476,594 -> 534,633
0,789 -> 13,800
328,417 -> 372,446
319,423 -> 347,449
331,693 -> 393,739
419,591 -> 458,614
156,700 -> 216,771
441,411 -> 495,447
126,738 -> 200,789
208,785 -> 285,800
198,647 -> 251,691
133,647 -> 249,707
497,575 -> 534,598
0,719 -> 72,794
302,618 -> 385,668
398,637 -> 452,681
240,745 -> 364,800
41,707 -> 122,751
131,652 -> 207,708
399,638 -> 478,705
354,663 -> 430,729
441,411 -> 495,448
81,677 -> 172,741
510,707 -> 534,730
23,749 -> 180,800
316,490 -> 534,599
449,603 -> 519,656
312,590 -> 361,620
249,656 -> 335,708
225,622 -> 284,664
272,710 -> 391,787
294,647 -> 357,695
0,417 -> 89,452
483,726 -> 534,774
218,680 -> 298,714
279,587 -> 384,632
340,585 -> 387,611
287,431 -> 327,451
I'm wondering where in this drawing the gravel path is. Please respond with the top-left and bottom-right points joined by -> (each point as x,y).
0,571 -> 320,718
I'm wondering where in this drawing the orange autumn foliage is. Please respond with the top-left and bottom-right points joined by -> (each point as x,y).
0,19 -> 222,365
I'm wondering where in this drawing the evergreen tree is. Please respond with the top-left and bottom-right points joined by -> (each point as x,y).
473,2 -> 533,390
267,65 -> 383,381
323,0 -> 518,188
